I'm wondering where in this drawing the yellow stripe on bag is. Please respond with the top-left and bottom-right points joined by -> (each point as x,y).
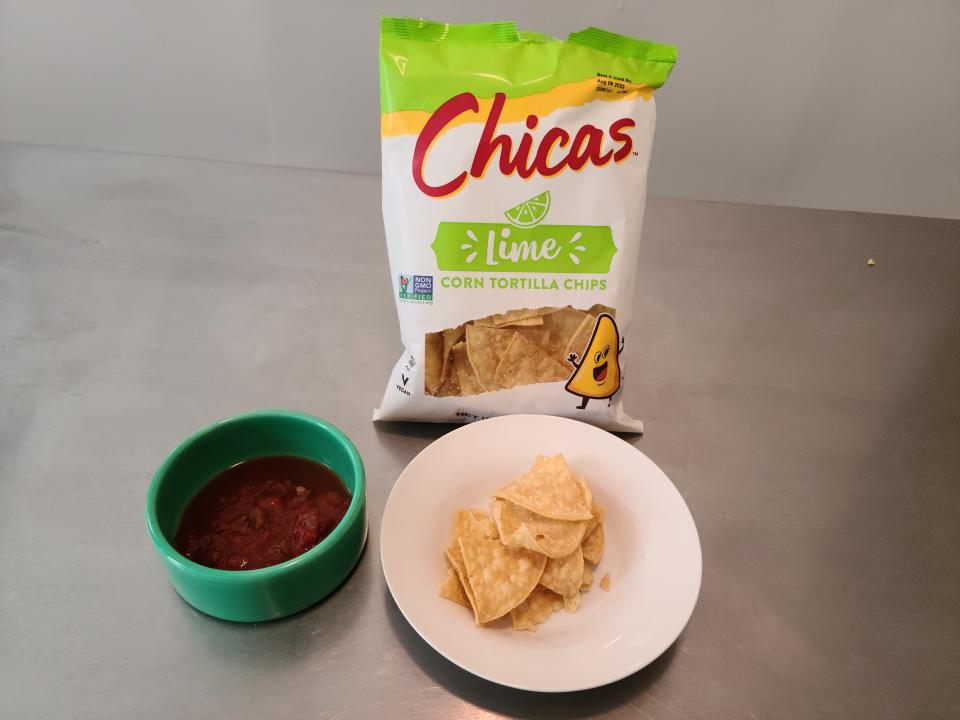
381,78 -> 654,138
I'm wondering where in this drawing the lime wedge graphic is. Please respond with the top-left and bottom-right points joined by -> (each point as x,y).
504,191 -> 551,227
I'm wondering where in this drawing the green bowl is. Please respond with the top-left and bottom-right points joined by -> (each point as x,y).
145,411 -> 367,622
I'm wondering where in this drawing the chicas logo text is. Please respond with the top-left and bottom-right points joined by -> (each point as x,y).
412,92 -> 635,198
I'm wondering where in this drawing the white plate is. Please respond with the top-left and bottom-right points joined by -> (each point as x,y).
380,414 -> 702,692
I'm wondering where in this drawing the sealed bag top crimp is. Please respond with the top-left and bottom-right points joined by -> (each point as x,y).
374,17 -> 677,431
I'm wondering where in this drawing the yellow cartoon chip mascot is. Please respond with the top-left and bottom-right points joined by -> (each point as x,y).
565,313 -> 623,409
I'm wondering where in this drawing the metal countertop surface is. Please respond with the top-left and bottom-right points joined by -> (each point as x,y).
2,143 -> 958,719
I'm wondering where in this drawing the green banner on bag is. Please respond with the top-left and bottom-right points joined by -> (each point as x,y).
432,222 -> 616,273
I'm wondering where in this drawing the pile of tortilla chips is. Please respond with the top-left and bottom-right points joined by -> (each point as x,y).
424,305 -> 615,397
439,454 -> 606,631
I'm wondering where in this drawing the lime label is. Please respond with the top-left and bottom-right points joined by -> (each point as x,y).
432,191 -> 616,273
432,223 -> 616,273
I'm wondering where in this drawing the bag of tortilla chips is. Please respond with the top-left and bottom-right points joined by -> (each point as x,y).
374,17 -> 676,431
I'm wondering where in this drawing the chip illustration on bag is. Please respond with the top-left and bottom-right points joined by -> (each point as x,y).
565,313 -> 623,408
373,17 -> 677,430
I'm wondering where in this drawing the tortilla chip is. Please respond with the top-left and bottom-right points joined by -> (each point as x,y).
587,304 -> 616,318
453,508 -> 500,541
452,342 -> 483,396
445,542 -> 478,620
444,509 -> 500,620
440,324 -> 466,385
494,454 -> 593,521
574,476 -> 593,515
581,565 -> 594,591
465,325 -> 514,391
457,538 -> 547,624
540,306 -> 590,364
491,498 -> 588,558
581,522 -> 604,565
493,333 -> 569,389
512,326 -> 552,353
599,573 -> 611,592
563,314 -> 597,366
435,364 -> 462,397
585,500 -> 605,536
539,547 -> 585,598
424,332 -> 444,395
497,316 -> 544,327
439,567 -> 471,608
491,307 -> 555,326
509,585 -> 563,631
563,592 -> 581,613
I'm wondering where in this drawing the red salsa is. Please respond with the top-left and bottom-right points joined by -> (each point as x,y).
173,455 -> 351,571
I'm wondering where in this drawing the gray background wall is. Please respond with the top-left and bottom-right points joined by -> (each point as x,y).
1,0 -> 957,219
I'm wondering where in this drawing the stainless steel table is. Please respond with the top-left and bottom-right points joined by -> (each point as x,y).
2,143 -> 958,719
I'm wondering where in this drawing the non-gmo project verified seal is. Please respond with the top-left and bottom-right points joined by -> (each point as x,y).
399,274 -> 433,302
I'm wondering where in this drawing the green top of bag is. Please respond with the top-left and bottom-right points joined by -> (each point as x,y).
380,17 -> 677,115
